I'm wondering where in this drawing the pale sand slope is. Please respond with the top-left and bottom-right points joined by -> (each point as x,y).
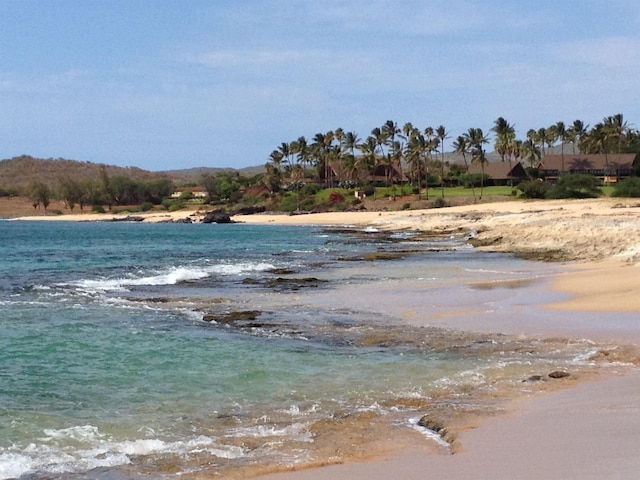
259,373 -> 640,480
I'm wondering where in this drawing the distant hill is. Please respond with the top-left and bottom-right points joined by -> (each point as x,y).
0,155 -> 265,193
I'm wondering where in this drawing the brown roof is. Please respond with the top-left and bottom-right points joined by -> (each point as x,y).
540,154 -> 636,172
468,161 -> 527,180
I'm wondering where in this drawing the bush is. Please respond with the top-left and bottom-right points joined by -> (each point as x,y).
301,183 -> 322,195
546,174 -> 602,199
362,185 -> 376,197
612,177 -> 640,197
401,202 -> 411,210
430,197 -> 448,208
140,202 -> 154,212
92,205 -> 106,214
517,180 -> 551,199
328,191 -> 345,203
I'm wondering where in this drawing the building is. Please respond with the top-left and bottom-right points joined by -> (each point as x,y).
538,154 -> 637,183
467,161 -> 528,186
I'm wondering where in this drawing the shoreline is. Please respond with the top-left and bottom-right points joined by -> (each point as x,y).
10,198 -> 640,479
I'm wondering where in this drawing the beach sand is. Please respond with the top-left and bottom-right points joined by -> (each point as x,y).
13,197 -> 640,479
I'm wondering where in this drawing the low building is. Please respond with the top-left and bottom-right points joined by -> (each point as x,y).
467,161 -> 528,186
538,154 -> 637,183
170,187 -> 208,199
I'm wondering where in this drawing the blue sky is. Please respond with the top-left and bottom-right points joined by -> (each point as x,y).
1,0 -> 640,171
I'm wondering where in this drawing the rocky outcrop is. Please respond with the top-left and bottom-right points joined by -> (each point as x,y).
202,209 -> 233,224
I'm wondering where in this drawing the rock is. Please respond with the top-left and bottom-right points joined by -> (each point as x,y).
417,416 -> 445,433
523,374 -> 545,382
548,370 -> 571,379
202,209 -> 233,224
232,206 -> 266,216
202,310 -> 261,324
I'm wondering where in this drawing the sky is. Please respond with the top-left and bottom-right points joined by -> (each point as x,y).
1,0 -> 640,171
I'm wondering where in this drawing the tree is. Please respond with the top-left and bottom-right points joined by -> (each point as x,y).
555,121 -> 567,172
568,119 -> 589,154
58,176 -> 84,211
29,181 -> 51,213
464,127 -> 489,199
452,135 -> 476,201
99,166 -> 114,211
436,125 -> 449,198
492,117 -> 516,187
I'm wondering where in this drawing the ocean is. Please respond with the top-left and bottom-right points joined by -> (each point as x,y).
0,220 -> 614,479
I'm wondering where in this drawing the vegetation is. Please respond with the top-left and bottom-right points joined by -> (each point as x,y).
612,177 -> 640,197
546,174 -> 602,199
2,113 -> 640,216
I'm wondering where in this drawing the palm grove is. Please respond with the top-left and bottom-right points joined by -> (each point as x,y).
263,113 -> 640,203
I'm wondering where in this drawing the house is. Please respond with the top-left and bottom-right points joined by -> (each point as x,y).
170,186 -> 208,199
467,161 -> 528,186
538,154 -> 637,183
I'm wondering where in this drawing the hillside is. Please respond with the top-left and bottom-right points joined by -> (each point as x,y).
0,155 -> 264,193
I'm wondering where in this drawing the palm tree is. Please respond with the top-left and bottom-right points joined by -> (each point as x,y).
568,119 -> 589,154
464,127 -> 489,199
492,117 -> 516,187
436,125 -> 449,198
555,121 -> 567,173
452,135 -> 476,201
537,127 -> 549,157
520,139 -> 541,169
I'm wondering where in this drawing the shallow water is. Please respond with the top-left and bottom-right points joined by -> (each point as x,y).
0,221 -> 629,479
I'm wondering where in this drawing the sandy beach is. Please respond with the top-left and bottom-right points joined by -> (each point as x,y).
12,197 -> 640,479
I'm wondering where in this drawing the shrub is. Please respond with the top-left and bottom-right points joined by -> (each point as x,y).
518,180 -> 551,199
328,191 -> 345,203
430,197 -> 448,208
140,202 -> 154,212
546,174 -> 602,199
92,205 -> 106,214
362,185 -> 376,197
401,202 -> 411,210
612,177 -> 640,197
301,183 -> 322,195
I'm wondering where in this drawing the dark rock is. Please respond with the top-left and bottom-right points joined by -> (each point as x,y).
106,215 -> 145,222
232,206 -> 266,216
202,310 -> 261,324
417,416 -> 444,433
523,375 -> 545,382
202,209 -> 233,224
267,268 -> 297,275
266,277 -> 324,290
548,370 -> 571,379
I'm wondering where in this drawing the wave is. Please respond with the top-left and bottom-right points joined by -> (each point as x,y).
66,262 -> 276,293
0,425 -> 245,480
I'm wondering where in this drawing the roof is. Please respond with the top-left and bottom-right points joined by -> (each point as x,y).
468,161 -> 527,180
539,154 -> 637,172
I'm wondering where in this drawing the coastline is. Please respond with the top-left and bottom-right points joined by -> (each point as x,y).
11,198 -> 640,479
243,199 -> 640,480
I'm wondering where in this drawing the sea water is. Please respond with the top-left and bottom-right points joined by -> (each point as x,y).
0,221 -> 612,479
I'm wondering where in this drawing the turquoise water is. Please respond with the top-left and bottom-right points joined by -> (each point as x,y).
0,221 -> 600,479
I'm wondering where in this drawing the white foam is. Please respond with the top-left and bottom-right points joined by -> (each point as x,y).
67,262 -> 276,293
0,426 -> 246,480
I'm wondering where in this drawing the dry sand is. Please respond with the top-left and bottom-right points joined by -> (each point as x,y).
12,197 -> 640,479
